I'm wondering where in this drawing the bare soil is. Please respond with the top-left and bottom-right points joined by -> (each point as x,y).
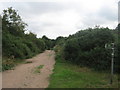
2,50 -> 55,88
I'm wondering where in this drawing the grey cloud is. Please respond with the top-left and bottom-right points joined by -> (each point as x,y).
2,2 -> 67,15
98,6 -> 117,21
76,5 -> 117,29
0,1 -> 118,39
118,1 -> 120,23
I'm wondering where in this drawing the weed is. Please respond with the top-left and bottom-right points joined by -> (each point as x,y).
34,65 -> 44,73
25,61 -> 32,64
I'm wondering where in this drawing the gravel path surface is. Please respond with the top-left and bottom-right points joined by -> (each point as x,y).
2,50 -> 55,88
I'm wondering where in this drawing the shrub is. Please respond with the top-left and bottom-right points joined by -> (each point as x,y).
63,28 -> 114,70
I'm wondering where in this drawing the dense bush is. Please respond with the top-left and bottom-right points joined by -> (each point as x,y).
63,27 -> 115,70
114,28 -> 120,73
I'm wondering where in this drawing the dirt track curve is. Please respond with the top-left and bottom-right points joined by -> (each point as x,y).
2,50 -> 55,88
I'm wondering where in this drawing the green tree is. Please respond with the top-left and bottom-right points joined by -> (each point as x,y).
2,7 -> 27,37
42,35 -> 55,49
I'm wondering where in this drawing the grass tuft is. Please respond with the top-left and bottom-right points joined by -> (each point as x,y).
24,61 -> 33,64
34,65 -> 44,73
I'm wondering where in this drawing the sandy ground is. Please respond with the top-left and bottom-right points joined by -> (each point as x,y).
2,50 -> 55,88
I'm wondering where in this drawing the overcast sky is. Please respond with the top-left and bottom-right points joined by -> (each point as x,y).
0,0 -> 119,39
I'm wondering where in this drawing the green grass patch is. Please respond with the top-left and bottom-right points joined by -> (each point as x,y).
34,65 -> 44,73
48,54 -> 120,88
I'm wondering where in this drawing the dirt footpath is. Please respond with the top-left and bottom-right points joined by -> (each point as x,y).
2,50 -> 55,88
